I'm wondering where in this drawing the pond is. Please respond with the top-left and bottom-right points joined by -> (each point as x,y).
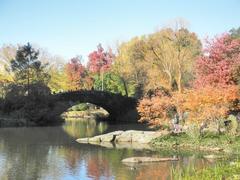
0,118 -> 215,180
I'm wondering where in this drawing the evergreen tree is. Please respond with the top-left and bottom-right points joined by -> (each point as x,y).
11,43 -> 50,93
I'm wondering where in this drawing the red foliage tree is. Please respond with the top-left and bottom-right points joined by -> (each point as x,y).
138,34 -> 240,128
65,56 -> 86,90
87,44 -> 114,74
195,34 -> 240,88
137,88 -> 175,127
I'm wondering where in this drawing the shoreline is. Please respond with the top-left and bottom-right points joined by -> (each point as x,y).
76,130 -> 240,155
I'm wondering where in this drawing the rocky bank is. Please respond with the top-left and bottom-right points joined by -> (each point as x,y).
76,130 -> 169,144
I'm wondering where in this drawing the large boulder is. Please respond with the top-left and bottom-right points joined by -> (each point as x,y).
115,130 -> 135,142
76,130 -> 124,143
76,130 -> 169,145
132,131 -> 164,143
115,130 -> 165,143
115,142 -> 152,150
101,130 -> 124,142
88,135 -> 102,142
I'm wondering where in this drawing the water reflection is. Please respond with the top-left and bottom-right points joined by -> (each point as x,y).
0,119 -> 214,180
62,118 -> 108,138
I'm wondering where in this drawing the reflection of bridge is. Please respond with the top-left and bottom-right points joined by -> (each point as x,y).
53,90 -> 138,122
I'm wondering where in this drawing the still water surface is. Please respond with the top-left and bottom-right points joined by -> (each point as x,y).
0,119 -> 212,180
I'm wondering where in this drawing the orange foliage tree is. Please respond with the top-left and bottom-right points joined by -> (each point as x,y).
137,88 -> 175,127
137,33 -> 240,128
175,86 -> 240,125
137,86 -> 239,128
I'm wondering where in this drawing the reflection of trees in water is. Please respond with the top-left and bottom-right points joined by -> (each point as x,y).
62,118 -> 108,138
57,145 -> 82,171
57,143 -> 138,180
67,145 -> 197,180
87,156 -> 111,179
136,162 -> 171,180
0,127 -> 73,180
0,124 -> 212,180
135,156 -> 212,180
0,133 -> 50,179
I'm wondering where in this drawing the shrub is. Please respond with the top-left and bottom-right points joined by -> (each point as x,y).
137,88 -> 175,127
137,86 -> 240,129
71,103 -> 89,111
178,86 -> 240,125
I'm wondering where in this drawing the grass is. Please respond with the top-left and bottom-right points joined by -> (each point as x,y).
151,132 -> 240,153
151,132 -> 240,179
171,160 -> 240,180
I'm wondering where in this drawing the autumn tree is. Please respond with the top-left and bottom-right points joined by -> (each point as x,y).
194,34 -> 240,88
65,56 -> 86,90
88,44 -> 114,91
138,86 -> 240,130
138,33 -> 240,129
48,65 -> 68,92
146,27 -> 201,92
177,86 -> 240,126
137,88 -> 174,127
113,37 -> 148,97
114,26 -> 201,96
0,44 -> 17,82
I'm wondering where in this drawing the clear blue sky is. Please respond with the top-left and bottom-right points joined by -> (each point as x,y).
0,0 -> 239,61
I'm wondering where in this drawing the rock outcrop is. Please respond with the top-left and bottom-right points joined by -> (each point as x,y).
121,157 -> 179,163
76,130 -> 169,144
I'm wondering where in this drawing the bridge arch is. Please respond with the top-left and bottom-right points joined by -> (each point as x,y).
53,90 -> 139,122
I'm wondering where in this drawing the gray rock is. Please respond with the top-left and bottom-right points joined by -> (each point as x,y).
115,130 -> 135,142
115,142 -> 152,150
134,131 -> 164,143
77,130 -> 124,143
101,130 -> 124,142
76,138 -> 89,143
88,135 -> 102,142
76,130 -> 169,145
122,157 -> 179,163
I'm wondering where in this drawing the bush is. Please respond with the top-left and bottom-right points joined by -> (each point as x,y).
71,103 -> 89,111
137,87 -> 175,128
185,125 -> 201,142
2,82 -> 62,126
138,86 -> 240,130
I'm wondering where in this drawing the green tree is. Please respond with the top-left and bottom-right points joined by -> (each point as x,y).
10,43 -> 50,93
48,66 -> 68,92
114,37 -> 148,97
230,27 -> 240,39
93,72 -> 134,95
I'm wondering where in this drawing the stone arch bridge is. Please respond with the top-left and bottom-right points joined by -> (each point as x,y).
53,90 -> 139,122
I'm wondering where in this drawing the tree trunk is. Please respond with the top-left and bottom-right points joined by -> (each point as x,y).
121,77 -> 128,97
101,70 -> 104,91
27,52 -> 32,96
177,48 -> 182,93
177,70 -> 182,93
167,73 -> 173,90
